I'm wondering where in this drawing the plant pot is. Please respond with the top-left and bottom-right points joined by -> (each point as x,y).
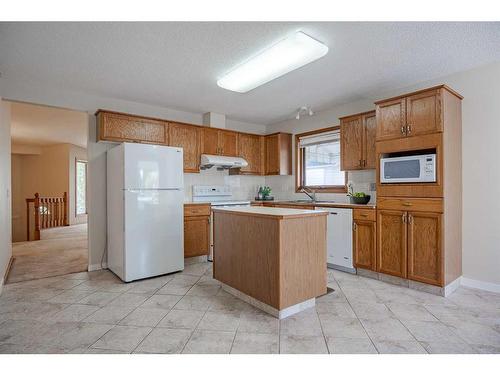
349,195 -> 371,205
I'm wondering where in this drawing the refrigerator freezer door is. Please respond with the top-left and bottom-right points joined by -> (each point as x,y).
123,189 -> 184,281
124,143 -> 184,190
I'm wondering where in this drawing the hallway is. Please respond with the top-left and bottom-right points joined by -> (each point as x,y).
7,224 -> 88,284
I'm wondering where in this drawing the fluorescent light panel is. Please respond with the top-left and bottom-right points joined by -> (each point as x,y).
217,31 -> 329,93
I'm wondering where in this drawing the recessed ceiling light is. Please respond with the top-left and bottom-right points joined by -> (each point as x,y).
217,31 -> 329,93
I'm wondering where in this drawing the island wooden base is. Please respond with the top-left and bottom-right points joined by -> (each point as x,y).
212,207 -> 327,317
221,282 -> 316,319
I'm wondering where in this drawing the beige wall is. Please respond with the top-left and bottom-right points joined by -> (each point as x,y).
0,100 -> 12,291
10,143 -> 86,242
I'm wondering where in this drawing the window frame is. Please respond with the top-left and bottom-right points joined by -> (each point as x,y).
295,125 -> 347,193
75,158 -> 88,217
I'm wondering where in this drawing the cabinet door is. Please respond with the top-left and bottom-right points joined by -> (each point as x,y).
376,98 -> 406,141
99,112 -> 168,144
184,216 -> 210,258
219,130 -> 238,157
363,112 -> 377,169
340,116 -> 363,170
407,211 -> 443,286
377,210 -> 407,278
265,134 -> 280,175
169,123 -> 201,173
353,220 -> 376,271
202,128 -> 220,155
406,89 -> 442,136
238,133 -> 263,174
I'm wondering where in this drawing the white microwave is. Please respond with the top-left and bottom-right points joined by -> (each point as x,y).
380,154 -> 436,183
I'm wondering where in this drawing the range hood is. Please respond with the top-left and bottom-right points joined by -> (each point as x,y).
200,154 -> 248,170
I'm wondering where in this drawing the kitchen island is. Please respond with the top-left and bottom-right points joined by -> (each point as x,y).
212,206 -> 328,318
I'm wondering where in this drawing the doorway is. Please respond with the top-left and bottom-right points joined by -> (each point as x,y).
7,101 -> 89,283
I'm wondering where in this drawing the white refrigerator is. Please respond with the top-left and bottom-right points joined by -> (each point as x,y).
107,142 -> 184,282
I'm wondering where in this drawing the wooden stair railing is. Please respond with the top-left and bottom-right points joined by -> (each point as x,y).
26,192 -> 68,241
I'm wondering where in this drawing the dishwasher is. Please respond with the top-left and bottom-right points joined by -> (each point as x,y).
316,207 -> 354,273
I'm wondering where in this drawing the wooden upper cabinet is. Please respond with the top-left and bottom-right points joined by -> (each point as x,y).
353,219 -> 376,271
202,128 -> 220,155
219,130 -> 238,156
340,115 -> 363,170
406,89 -> 442,137
407,211 -> 443,286
265,133 -> 292,175
97,110 -> 168,144
236,133 -> 264,175
377,209 -> 407,278
265,134 -> 280,175
363,112 -> 377,169
340,110 -> 376,170
375,98 -> 406,141
375,86 -> 458,141
202,128 -> 238,156
168,122 -> 201,173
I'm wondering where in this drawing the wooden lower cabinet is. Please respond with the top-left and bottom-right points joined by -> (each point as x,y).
353,219 -> 376,271
376,207 -> 443,286
407,211 -> 443,286
376,210 -> 407,278
184,204 -> 210,258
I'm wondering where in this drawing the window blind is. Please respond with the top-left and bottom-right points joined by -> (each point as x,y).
298,130 -> 340,148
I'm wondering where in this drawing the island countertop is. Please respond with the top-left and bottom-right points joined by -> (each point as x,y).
211,206 -> 328,219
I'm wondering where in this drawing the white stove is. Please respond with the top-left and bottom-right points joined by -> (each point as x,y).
192,185 -> 251,207
192,185 -> 251,260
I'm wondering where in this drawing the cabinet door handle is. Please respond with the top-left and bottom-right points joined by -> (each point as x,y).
330,212 -> 338,215
352,222 -> 357,230
402,213 -> 406,223
359,159 -> 362,167
407,124 -> 412,134
408,214 -> 413,224
401,126 -> 406,135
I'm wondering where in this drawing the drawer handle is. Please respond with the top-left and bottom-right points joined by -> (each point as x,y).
360,213 -> 368,217
402,202 -> 412,206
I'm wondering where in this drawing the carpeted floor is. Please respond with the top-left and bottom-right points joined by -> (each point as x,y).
7,224 -> 88,284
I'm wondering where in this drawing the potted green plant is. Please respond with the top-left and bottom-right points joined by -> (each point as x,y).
347,183 -> 370,205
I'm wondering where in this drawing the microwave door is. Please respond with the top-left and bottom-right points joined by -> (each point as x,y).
381,158 -> 422,183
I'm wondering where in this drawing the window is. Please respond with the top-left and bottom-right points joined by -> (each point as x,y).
76,159 -> 87,215
295,126 -> 347,193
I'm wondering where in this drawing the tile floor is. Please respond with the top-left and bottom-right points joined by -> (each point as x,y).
1,262 -> 499,354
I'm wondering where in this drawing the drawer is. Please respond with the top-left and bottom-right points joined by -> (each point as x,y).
377,197 -> 443,213
184,204 -> 211,217
353,209 -> 376,221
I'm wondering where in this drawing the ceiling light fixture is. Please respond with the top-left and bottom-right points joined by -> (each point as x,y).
295,106 -> 314,120
217,31 -> 329,93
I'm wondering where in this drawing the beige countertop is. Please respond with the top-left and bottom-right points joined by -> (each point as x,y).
212,206 -> 328,219
252,200 -> 376,209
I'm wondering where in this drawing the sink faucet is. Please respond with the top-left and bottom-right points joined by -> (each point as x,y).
300,187 -> 316,202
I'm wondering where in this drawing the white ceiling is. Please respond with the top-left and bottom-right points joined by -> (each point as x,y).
10,102 -> 88,148
1,22 -> 499,124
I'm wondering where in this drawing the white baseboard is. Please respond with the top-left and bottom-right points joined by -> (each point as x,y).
0,278 -> 4,296
461,277 -> 500,294
444,277 -> 462,297
88,262 -> 107,272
